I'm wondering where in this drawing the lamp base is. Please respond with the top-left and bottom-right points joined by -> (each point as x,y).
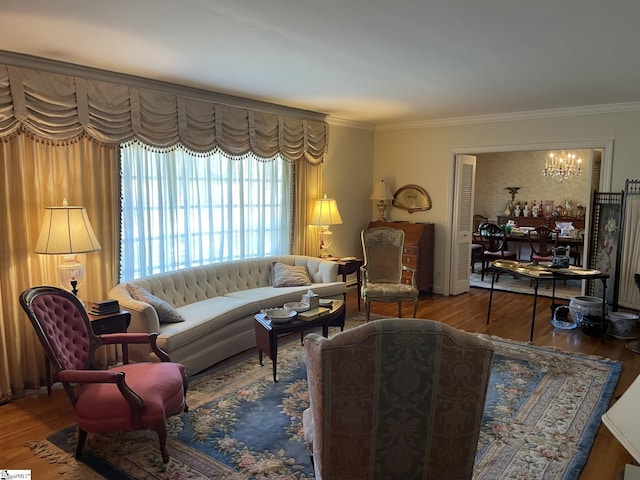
318,227 -> 334,258
376,200 -> 388,222
57,254 -> 84,296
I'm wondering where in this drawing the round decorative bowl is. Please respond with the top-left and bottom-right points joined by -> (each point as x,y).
262,308 -> 296,323
569,296 -> 605,326
283,301 -> 310,312
608,311 -> 639,339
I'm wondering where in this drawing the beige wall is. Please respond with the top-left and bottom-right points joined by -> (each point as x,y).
474,149 -> 592,222
320,121 -> 375,259
372,110 -> 640,295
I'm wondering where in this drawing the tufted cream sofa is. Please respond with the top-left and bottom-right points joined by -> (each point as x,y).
108,255 -> 346,375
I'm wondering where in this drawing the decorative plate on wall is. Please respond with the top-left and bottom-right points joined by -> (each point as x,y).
392,184 -> 432,213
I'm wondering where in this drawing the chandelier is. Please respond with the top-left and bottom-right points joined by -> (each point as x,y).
542,151 -> 583,182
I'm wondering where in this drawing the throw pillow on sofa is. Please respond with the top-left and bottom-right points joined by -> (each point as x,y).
126,284 -> 186,323
272,262 -> 312,287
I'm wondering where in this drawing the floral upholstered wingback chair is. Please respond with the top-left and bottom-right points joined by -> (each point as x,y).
303,318 -> 494,480
360,227 -> 419,321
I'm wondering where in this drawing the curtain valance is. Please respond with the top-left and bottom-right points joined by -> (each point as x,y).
0,64 -> 327,163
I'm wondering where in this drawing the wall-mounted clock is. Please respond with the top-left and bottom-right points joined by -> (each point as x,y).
392,184 -> 432,213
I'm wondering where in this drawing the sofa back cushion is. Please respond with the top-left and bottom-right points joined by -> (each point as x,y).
124,256 -> 339,308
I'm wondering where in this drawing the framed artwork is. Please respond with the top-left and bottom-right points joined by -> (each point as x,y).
392,184 -> 432,213
587,191 -> 624,307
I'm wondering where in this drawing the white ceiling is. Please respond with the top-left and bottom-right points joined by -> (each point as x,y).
3,0 -> 640,125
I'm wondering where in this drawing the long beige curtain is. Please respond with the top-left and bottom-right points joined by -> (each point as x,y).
293,160 -> 323,256
0,134 -> 119,402
619,191 -> 640,309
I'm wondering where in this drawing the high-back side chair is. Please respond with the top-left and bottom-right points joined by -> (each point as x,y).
360,227 -> 420,322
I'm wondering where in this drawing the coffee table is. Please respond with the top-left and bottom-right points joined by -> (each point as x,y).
254,298 -> 345,382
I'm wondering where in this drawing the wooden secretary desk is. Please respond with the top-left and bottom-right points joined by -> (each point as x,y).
367,221 -> 434,293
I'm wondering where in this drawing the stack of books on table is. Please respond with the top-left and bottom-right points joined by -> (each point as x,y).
297,306 -> 330,321
87,299 -> 120,316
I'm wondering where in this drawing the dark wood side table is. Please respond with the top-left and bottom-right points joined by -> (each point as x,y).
45,309 -> 131,394
333,258 -> 364,310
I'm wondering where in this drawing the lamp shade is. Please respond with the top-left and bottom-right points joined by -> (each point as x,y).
370,179 -> 392,200
35,205 -> 102,255
310,195 -> 343,226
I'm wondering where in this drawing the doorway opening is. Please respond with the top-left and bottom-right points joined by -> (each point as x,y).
448,141 -> 613,297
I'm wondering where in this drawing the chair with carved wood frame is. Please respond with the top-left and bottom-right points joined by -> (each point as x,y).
479,222 -> 517,281
473,214 -> 488,233
471,215 -> 489,273
20,286 -> 188,463
527,225 -> 558,263
360,227 -> 419,322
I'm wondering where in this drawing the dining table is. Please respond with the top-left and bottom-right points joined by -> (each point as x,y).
503,229 -> 584,261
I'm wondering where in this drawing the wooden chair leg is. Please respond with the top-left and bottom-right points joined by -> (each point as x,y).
75,428 -> 88,459
156,424 -> 169,463
183,377 -> 189,412
412,298 -> 419,318
398,302 -> 402,317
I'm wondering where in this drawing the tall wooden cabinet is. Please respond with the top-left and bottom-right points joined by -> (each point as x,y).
367,221 -> 434,293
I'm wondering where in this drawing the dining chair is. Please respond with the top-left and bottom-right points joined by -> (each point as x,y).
479,223 -> 517,281
471,216 -> 488,273
473,214 -> 489,234
527,225 -> 557,263
20,286 -> 188,463
471,241 -> 484,273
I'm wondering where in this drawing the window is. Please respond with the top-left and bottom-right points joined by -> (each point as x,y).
120,141 -> 292,281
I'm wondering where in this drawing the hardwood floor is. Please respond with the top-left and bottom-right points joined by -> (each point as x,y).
2,287 -> 637,478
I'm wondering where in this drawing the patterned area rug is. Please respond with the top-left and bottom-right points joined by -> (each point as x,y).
27,314 -> 621,480
471,271 -> 582,300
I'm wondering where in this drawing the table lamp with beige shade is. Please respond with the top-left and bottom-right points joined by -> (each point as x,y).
370,179 -> 392,221
35,199 -> 102,297
309,195 -> 342,258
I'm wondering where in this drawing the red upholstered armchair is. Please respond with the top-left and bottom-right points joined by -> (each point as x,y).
303,318 -> 494,480
20,286 -> 188,463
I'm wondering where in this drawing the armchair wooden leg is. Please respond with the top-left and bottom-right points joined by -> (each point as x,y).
183,377 -> 189,412
156,424 -> 170,463
365,301 -> 371,322
412,299 -> 419,318
75,428 -> 87,459
398,302 -> 402,318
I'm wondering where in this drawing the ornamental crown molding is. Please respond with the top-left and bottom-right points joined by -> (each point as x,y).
376,102 -> 640,131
